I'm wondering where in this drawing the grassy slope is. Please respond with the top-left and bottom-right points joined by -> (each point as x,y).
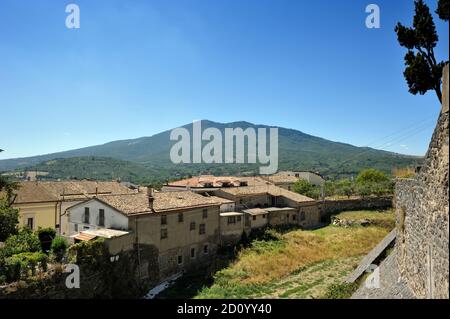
189,210 -> 395,299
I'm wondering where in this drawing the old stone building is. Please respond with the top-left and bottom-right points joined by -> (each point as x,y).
213,185 -> 320,228
66,189 -> 226,283
7,180 -> 137,234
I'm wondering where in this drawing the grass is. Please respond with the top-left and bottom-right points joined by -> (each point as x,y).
160,209 -> 395,299
333,209 -> 395,229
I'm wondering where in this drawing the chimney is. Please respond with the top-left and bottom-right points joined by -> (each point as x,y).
147,187 -> 155,211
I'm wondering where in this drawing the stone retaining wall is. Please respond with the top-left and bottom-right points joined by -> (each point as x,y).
394,64 -> 449,299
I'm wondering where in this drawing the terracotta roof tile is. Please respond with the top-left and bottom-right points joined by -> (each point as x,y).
94,191 -> 223,215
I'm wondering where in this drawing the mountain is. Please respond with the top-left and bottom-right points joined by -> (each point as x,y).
0,120 -> 421,182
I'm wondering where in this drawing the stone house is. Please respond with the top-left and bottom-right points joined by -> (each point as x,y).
6,180 -> 136,234
213,185 -> 320,228
66,189 -> 225,283
242,208 -> 268,229
219,212 -> 245,246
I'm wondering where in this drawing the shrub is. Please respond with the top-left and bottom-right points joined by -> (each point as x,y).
3,228 -> 41,257
51,236 -> 68,262
67,238 -> 106,266
2,252 -> 48,282
322,282 -> 359,299
37,227 -> 56,253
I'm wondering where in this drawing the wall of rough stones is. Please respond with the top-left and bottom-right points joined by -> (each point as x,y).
394,65 -> 449,299
319,197 -> 393,222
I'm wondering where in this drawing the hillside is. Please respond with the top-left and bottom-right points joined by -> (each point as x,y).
19,157 -> 160,184
0,120 -> 421,182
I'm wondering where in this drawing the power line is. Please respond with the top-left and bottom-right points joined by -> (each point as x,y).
330,118 -> 436,173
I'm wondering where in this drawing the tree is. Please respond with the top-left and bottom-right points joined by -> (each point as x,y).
395,0 -> 448,103
0,199 -> 19,241
0,176 -> 19,205
436,0 -> 449,21
356,168 -> 389,184
51,236 -> 68,262
3,228 -> 41,256
334,178 -> 355,198
292,178 -> 320,199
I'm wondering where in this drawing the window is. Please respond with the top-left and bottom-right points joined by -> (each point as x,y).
161,228 -> 168,239
74,224 -> 78,232
287,214 -> 290,218
161,215 -> 167,225
26,217 -> 34,230
227,216 -> 236,224
300,212 -> 306,221
178,213 -> 184,222
190,247 -> 196,259
202,208 -> 208,219
199,223 -> 206,235
203,244 -> 209,254
262,214 -> 266,219
84,207 -> 90,224
237,216 -> 241,222
252,215 -> 256,221
98,209 -> 105,227
190,222 -> 196,230
288,186 -> 291,191
293,214 -> 297,221
177,255 -> 183,265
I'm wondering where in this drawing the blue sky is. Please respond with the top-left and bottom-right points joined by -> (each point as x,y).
0,0 -> 448,159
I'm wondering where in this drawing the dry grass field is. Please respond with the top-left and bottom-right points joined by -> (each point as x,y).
194,209 -> 394,299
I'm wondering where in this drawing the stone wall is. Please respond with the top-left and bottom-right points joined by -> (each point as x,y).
319,197 -> 393,222
394,64 -> 449,299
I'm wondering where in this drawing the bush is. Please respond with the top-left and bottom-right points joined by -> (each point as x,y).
50,236 -> 68,262
2,252 -> 48,282
67,238 -> 106,266
3,228 -> 41,257
37,228 -> 56,253
322,282 -> 359,299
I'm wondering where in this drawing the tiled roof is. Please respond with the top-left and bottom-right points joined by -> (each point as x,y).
242,208 -> 267,216
93,191 -> 223,215
11,181 -> 137,203
218,185 -> 315,203
262,175 -> 299,184
167,175 -> 269,188
153,191 -> 223,212
205,196 -> 234,204
11,182 -> 58,203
